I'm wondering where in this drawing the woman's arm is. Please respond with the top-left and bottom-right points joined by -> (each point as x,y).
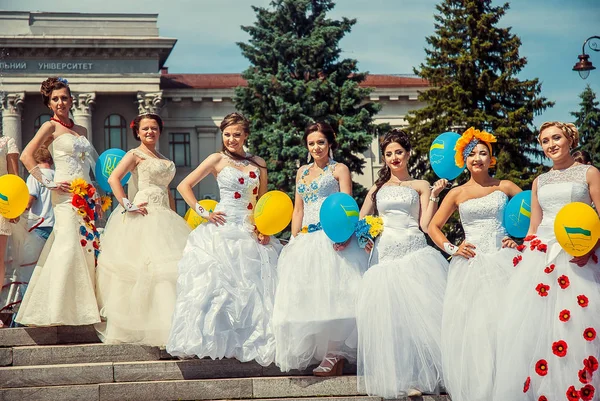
20,122 -> 66,190
359,185 -> 377,218
334,163 -> 352,195
107,152 -> 147,215
418,179 -> 447,233
526,178 -> 542,237
291,168 -> 305,237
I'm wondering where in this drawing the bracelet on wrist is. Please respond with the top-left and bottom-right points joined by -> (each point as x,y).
429,195 -> 440,203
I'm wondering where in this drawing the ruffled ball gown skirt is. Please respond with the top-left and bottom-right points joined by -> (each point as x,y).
95,203 -> 190,346
167,217 -> 281,366
273,230 -> 368,371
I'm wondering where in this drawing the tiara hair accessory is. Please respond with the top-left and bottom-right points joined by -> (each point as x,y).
57,77 -> 69,85
454,127 -> 497,168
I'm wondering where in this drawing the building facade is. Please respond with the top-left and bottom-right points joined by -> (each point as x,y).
0,11 -> 428,215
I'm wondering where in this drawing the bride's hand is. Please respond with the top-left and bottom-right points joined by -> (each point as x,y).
208,211 -> 227,226
333,238 -> 351,252
257,233 -> 271,245
364,239 -> 374,254
501,236 -> 517,249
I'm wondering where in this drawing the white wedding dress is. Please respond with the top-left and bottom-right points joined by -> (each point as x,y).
167,159 -> 281,366
356,185 -> 448,397
442,190 -> 518,401
16,134 -> 100,326
273,161 -> 369,371
95,149 -> 191,346
494,164 -> 600,401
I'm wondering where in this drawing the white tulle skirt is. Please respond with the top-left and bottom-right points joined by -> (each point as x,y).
166,221 -> 281,366
442,247 -> 517,401
356,245 -> 448,398
493,235 -> 600,401
95,204 -> 190,346
272,230 -> 369,371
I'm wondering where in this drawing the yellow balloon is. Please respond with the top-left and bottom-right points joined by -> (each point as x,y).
554,202 -> 600,257
254,190 -> 293,235
0,174 -> 29,219
184,199 -> 218,229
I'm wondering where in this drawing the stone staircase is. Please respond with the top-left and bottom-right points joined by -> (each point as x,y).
0,326 -> 449,401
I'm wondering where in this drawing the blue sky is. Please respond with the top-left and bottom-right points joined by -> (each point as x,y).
3,0 -> 600,127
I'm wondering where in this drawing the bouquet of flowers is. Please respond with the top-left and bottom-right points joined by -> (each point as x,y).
355,215 -> 384,249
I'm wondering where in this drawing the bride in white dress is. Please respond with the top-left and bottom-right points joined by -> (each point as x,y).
95,114 -> 190,346
428,128 -> 521,401
356,130 -> 448,398
16,77 -> 101,326
166,113 -> 281,366
493,122 -> 600,401
272,122 -> 368,375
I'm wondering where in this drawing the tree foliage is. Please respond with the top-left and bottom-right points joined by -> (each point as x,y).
572,85 -> 600,165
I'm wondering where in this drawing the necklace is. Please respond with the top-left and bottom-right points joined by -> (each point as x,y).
51,117 -> 74,129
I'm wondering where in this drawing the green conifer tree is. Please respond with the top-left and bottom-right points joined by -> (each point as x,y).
572,85 -> 600,165
234,0 -> 383,202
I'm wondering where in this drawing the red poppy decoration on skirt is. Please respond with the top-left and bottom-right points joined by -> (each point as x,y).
238,177 -> 245,185
558,275 -> 570,289
537,243 -> 548,253
536,283 -> 550,297
585,356 -> 599,372
234,192 -> 241,199
524,235 -> 537,242
579,368 -> 592,384
513,255 -> 523,266
517,244 -> 526,252
584,328 -> 597,342
559,309 -> 571,322
530,239 -> 541,249
523,376 -> 531,393
552,340 -> 568,357
535,359 -> 548,376
544,264 -> 555,274
580,384 -> 595,401
247,203 -> 253,210
578,295 -> 590,308
567,386 -> 581,401
538,396 -> 548,401
249,171 -> 257,179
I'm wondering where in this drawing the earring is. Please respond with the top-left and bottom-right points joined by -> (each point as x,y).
329,148 -> 334,161
307,152 -> 312,163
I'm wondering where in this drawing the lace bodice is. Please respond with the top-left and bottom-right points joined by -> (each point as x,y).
458,190 -> 509,253
371,185 -> 428,263
128,149 -> 176,207
0,136 -> 19,176
214,165 -> 261,230
536,164 -> 591,238
51,134 -> 95,183
297,161 -> 340,227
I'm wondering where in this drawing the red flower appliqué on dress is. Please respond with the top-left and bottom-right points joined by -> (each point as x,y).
247,203 -> 253,210
234,192 -> 241,199
538,396 -> 548,401
558,275 -> 570,289
580,384 -> 595,401
584,328 -> 597,342
238,177 -> 245,185
585,356 -> 599,372
535,359 -> 548,376
249,171 -> 257,179
530,239 -> 541,249
567,386 -> 581,401
537,243 -> 548,253
552,340 -> 568,357
579,368 -> 592,384
513,255 -> 523,266
544,264 -> 555,274
560,309 -> 571,322
536,283 -> 550,297
522,376 -> 530,392
524,235 -> 537,242
517,244 -> 526,252
253,187 -> 258,195
578,295 -> 590,308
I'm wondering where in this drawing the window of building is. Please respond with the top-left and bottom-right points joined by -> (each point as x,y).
104,114 -> 127,149
169,132 -> 191,167
34,114 -> 52,132
171,188 -> 187,217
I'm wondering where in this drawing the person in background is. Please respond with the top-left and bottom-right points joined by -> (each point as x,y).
572,149 -> 593,165
26,147 -> 55,240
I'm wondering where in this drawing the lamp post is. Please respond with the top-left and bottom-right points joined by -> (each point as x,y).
573,36 -> 600,80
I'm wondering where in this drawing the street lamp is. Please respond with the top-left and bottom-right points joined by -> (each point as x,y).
573,36 -> 600,80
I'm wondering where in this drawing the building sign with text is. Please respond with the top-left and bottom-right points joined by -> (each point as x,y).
0,59 -> 158,74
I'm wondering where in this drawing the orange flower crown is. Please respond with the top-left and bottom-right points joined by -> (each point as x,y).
454,127 -> 497,168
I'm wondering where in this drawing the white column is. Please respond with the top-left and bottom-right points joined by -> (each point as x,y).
0,92 -> 25,151
72,92 -> 96,143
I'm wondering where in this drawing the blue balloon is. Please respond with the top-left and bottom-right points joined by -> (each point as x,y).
429,132 -> 464,180
319,192 -> 360,243
503,190 -> 532,238
95,148 -> 131,193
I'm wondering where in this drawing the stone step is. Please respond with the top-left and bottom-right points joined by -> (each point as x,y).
0,358 -> 357,388
0,325 -> 99,347
10,343 -> 171,366
0,376 -> 450,401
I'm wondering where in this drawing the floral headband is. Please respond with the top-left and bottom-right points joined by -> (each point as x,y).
454,127 -> 497,168
57,77 -> 68,85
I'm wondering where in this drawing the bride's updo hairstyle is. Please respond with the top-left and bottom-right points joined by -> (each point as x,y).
40,77 -> 71,107
538,121 -> 580,149
371,129 -> 412,215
